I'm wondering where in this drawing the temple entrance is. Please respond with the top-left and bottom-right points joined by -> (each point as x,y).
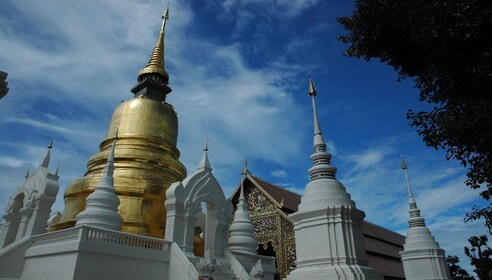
257,241 -> 280,280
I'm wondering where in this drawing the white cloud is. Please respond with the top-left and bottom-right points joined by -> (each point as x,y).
0,156 -> 24,168
271,169 -> 288,178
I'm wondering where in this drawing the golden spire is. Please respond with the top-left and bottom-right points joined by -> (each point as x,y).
137,4 -> 170,83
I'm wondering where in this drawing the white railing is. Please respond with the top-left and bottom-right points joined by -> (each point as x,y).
29,227 -> 80,247
30,226 -> 171,252
82,227 -> 171,251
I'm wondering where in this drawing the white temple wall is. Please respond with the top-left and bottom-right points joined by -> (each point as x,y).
20,226 -> 171,280
0,237 -> 30,278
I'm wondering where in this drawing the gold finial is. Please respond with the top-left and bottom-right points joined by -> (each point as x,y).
137,3 -> 170,82
308,72 -> 317,97
400,155 -> 408,170
163,3 -> 170,21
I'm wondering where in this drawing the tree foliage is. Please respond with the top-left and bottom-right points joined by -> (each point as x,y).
337,0 -> 492,231
447,255 -> 475,280
465,235 -> 492,280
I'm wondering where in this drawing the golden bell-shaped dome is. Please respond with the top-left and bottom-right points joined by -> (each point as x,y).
53,96 -> 186,237
51,5 -> 187,238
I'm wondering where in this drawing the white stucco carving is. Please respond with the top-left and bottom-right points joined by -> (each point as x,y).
0,143 -> 60,249
165,147 -> 233,259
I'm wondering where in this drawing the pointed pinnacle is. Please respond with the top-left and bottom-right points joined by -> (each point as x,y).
25,164 -> 31,179
400,155 -> 408,170
241,157 -> 250,176
198,143 -> 212,170
308,78 -> 317,97
103,139 -> 117,177
137,4 -> 169,81
400,155 -> 414,199
164,3 -> 170,20
204,137 -> 208,152
239,183 -> 246,201
41,140 -> 52,168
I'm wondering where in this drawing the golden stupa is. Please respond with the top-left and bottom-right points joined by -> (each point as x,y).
51,6 -> 187,238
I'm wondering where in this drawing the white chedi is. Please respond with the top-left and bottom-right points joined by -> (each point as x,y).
228,184 -> 257,255
399,157 -> 450,280
76,139 -> 123,231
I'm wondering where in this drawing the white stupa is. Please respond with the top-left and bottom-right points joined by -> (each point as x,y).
399,157 -> 450,280
76,138 -> 123,231
286,79 -> 381,280
228,178 -> 257,255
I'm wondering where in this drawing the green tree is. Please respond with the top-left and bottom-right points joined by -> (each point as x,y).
447,255 -> 475,280
337,0 -> 492,231
464,235 -> 492,280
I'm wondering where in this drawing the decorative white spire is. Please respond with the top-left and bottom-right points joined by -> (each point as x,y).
76,139 -> 122,231
307,78 -> 337,181
399,157 -> 439,248
399,156 -> 451,280
197,139 -> 211,171
286,78 -> 379,280
309,78 -> 325,148
24,164 -> 31,180
40,140 -> 53,168
228,183 -> 257,254
401,156 -> 425,228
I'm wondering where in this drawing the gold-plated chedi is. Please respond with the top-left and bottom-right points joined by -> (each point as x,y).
51,6 -> 186,238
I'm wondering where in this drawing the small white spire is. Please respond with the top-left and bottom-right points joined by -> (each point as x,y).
228,184 -> 257,254
401,155 -> 415,200
76,139 -> 122,231
24,164 -> 31,180
40,140 -> 53,168
239,181 -> 246,201
103,138 -> 117,177
309,79 -> 326,148
400,156 -> 425,228
197,139 -> 212,171
399,156 -> 451,279
306,78 -> 336,181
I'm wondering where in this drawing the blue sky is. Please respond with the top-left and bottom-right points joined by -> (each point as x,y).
0,0 -> 489,273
